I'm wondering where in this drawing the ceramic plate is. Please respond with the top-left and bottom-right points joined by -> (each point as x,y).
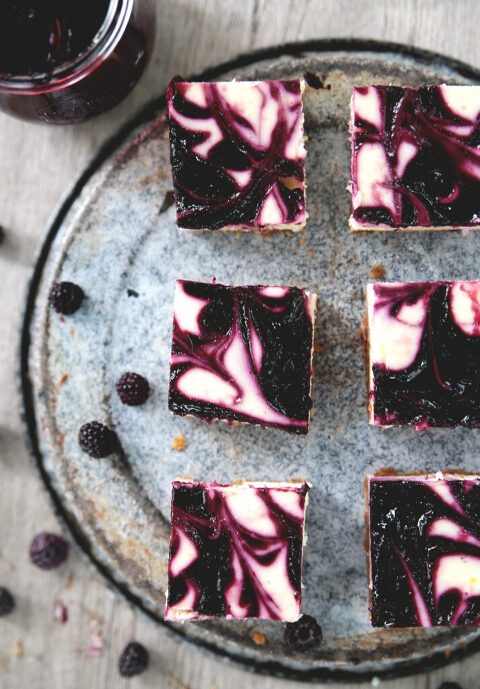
20,40 -> 480,680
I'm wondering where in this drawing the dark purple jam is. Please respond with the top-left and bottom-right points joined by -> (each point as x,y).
369,476 -> 480,627
0,1 -> 109,76
0,0 -> 155,124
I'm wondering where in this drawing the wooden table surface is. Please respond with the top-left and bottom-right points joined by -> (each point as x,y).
2,1 -> 480,687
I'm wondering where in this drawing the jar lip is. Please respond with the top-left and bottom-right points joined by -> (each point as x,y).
0,0 -> 133,94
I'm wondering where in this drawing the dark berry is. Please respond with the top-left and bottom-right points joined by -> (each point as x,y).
425,169 -> 453,197
0,226 -> 6,245
118,641 -> 149,677
437,683 -> 463,689
78,421 -> 117,458
354,207 -> 394,226
284,614 -> 323,652
49,281 -> 85,315
304,71 -> 328,89
116,372 -> 150,406
30,532 -> 69,570
200,293 -> 234,338
0,587 -> 15,616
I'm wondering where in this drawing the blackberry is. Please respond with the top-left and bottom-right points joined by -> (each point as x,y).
116,372 -> 150,406
49,281 -> 85,315
118,641 -> 149,677
0,587 -> 15,616
79,421 -> 117,458
0,226 -> 5,245
438,683 -> 463,689
30,532 -> 69,570
284,614 -> 322,652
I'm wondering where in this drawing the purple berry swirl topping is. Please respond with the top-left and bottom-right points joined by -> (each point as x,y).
166,79 -> 307,231
350,86 -> 480,229
369,473 -> 480,627
164,480 -> 309,622
168,281 -> 316,434
367,281 -> 480,429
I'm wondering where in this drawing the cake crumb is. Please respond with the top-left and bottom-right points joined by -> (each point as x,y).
172,433 -> 187,451
314,342 -> 324,354
279,176 -> 301,190
369,262 -> 386,279
11,642 -> 23,657
299,238 -> 305,245
55,373 -> 69,393
307,248 -> 313,256
87,634 -> 104,657
252,632 -> 266,645
167,675 -> 191,689
53,600 -> 69,624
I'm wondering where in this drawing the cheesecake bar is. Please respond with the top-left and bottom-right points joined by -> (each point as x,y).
166,79 -> 307,231
350,85 -> 480,231
168,280 -> 317,434
164,479 -> 309,621
368,472 -> 480,627
365,280 -> 480,429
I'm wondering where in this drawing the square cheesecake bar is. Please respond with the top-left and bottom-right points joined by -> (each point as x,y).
167,79 -> 307,231
350,85 -> 480,231
164,479 -> 309,621
368,472 -> 480,627
168,280 -> 317,434
365,280 -> 480,429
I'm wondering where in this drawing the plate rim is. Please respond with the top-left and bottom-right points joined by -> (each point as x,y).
17,37 -> 480,682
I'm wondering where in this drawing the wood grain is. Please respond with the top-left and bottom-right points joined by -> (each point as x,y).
2,1 -> 480,687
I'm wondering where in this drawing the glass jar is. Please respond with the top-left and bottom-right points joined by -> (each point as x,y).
0,0 -> 156,124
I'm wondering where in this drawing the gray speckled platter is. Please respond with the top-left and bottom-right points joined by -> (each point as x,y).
20,40 -> 480,681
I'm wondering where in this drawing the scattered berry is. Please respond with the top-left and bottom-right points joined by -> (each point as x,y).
78,421 -> 117,458
118,641 -> 149,677
116,372 -> 150,406
0,226 -> 6,245
30,532 -> 69,570
48,281 -> 85,315
437,683 -> 463,689
284,614 -> 323,652
0,587 -> 15,616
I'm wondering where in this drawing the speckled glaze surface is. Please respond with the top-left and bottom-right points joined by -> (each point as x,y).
21,42 -> 480,680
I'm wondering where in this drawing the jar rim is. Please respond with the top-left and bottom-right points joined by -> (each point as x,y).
0,0 -> 133,94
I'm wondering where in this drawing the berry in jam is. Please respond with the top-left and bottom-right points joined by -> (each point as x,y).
0,0 -> 110,76
0,0 -> 155,124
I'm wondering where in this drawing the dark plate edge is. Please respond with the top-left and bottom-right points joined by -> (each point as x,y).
17,37 -> 480,682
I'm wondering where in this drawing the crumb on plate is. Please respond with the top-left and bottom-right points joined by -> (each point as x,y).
172,433 -> 187,451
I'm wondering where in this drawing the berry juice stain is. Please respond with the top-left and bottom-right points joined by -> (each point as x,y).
0,0 -> 110,76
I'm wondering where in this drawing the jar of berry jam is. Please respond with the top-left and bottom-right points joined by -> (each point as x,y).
0,0 -> 155,124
